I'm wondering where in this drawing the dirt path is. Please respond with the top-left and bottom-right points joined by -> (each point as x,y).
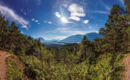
123,54 -> 130,80
0,51 -> 10,80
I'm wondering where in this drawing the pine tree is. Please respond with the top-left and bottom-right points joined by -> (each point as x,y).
124,0 -> 130,52
78,36 -> 93,61
126,26 -> 130,51
124,0 -> 130,14
99,5 -> 126,53
8,22 -> 21,52
0,16 -> 9,49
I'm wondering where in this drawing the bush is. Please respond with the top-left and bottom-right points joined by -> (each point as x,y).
6,56 -> 23,80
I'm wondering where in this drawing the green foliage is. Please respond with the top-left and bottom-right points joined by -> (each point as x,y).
20,56 -> 45,80
6,56 -> 23,80
99,4 -> 130,53
78,36 -> 94,62
48,43 -> 79,63
17,52 -> 123,80
126,26 -> 130,51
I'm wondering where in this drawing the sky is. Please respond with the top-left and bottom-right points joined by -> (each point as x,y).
0,0 -> 125,40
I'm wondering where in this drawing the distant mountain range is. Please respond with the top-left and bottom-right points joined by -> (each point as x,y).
38,32 -> 103,46
60,32 -> 103,43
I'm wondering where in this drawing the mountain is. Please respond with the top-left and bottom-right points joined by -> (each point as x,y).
60,32 -> 103,43
86,32 -> 103,41
60,35 -> 83,43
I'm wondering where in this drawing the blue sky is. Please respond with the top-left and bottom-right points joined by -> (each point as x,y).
0,0 -> 125,40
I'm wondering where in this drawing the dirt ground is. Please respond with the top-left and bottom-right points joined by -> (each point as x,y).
123,54 -> 130,80
0,51 -> 10,80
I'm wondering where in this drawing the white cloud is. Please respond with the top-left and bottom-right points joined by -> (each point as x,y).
53,27 -> 98,36
44,21 -> 53,24
45,36 -> 67,40
55,12 -> 61,18
90,10 -> 109,15
48,21 -> 52,24
0,5 -> 29,28
56,27 -> 87,35
32,18 -> 35,21
83,20 -> 89,24
35,20 -> 39,23
69,16 -> 80,21
55,3 -> 85,23
32,18 -> 40,24
68,3 -> 85,21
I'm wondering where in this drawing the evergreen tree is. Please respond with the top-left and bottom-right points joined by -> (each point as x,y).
78,36 -> 93,61
8,22 -> 22,53
0,16 -> 9,49
99,5 -> 127,53
126,26 -> 130,51
124,0 -> 130,14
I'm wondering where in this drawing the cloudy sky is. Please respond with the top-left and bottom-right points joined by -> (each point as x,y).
0,0 -> 125,40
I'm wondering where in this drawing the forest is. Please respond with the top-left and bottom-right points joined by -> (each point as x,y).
0,0 -> 130,80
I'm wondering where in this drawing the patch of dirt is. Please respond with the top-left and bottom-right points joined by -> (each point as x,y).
123,54 -> 130,80
0,51 -> 10,80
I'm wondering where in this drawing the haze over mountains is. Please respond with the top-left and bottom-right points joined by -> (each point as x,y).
39,32 -> 103,46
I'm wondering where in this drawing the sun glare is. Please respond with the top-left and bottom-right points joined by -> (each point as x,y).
61,17 -> 69,23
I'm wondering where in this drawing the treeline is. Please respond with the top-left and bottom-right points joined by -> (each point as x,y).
0,0 -> 130,80
0,16 -> 51,58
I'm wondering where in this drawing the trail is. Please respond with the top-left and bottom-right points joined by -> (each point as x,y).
123,54 -> 130,80
0,51 -> 10,80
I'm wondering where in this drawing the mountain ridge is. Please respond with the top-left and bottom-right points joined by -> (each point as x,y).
38,32 -> 103,46
60,32 -> 103,43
